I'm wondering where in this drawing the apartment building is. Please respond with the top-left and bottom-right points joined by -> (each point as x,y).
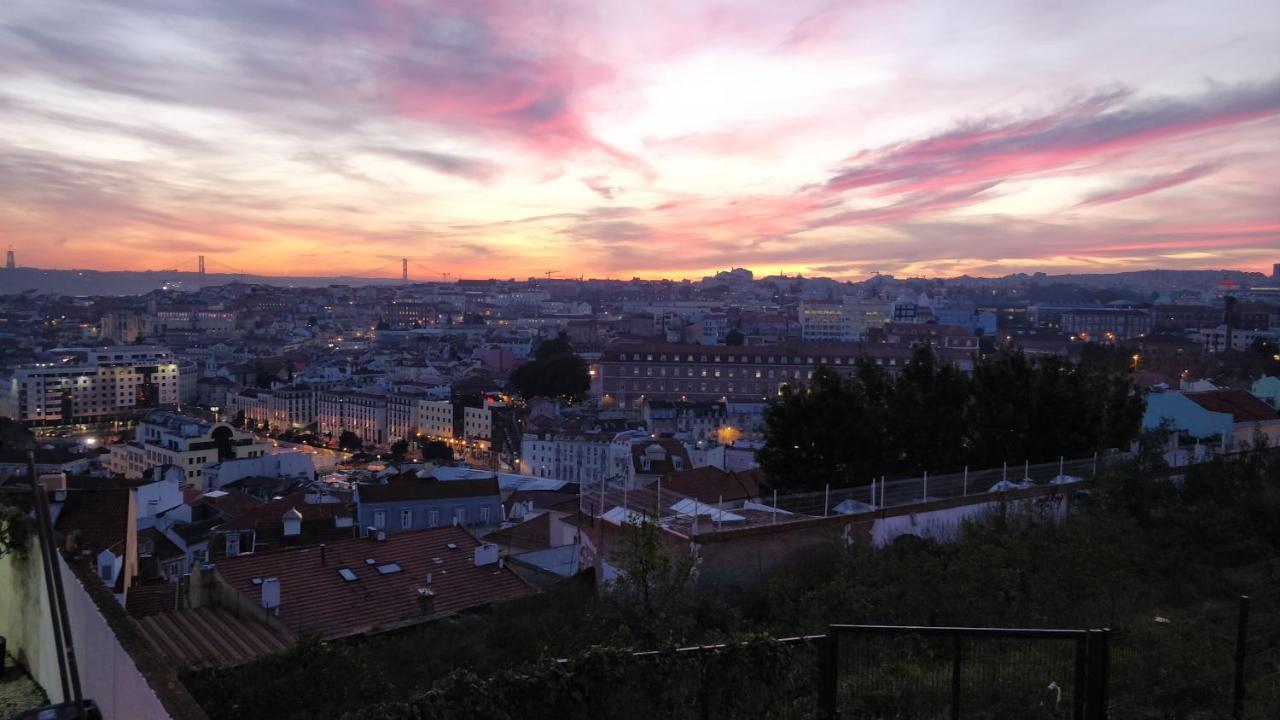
1060,308 -> 1153,340
226,386 -> 316,430
317,389 -> 388,447
109,410 -> 271,487
418,399 -> 454,439
598,341 -> 915,406
0,346 -> 179,427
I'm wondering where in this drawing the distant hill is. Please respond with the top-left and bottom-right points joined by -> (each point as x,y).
0,268 -> 404,296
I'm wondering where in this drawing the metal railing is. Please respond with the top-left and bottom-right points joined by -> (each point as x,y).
822,625 -> 1111,720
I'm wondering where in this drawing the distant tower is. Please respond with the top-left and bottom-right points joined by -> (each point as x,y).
4,247 -> 13,270
1273,263 -> 1279,282
402,258 -> 408,282
198,255 -> 206,274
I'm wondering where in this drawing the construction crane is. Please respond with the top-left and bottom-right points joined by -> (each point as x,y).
545,270 -> 559,279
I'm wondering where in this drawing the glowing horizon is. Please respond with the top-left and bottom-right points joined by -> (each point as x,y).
2,0 -> 1278,282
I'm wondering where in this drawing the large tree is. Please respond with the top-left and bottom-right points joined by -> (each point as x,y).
509,332 -> 590,401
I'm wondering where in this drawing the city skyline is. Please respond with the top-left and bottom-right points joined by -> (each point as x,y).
2,0 -> 1278,281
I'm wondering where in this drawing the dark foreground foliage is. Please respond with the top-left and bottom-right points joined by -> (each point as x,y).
185,443 -> 1280,720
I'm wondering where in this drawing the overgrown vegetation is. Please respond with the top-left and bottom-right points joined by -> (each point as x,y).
0,503 -> 33,561
758,346 -> 1144,491
185,441 -> 1280,720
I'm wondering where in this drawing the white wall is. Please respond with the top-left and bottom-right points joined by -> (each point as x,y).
0,538 -> 179,719
870,494 -> 1070,548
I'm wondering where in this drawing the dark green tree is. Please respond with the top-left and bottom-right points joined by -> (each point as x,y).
609,519 -> 695,645
509,333 -> 590,400
725,327 -> 745,346
417,439 -> 454,462
338,430 -> 363,452
390,438 -> 409,461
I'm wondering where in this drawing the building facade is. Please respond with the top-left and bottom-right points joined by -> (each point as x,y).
598,342 -> 915,406
0,346 -> 179,428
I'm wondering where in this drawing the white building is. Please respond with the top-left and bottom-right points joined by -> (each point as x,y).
418,399 -> 454,439
225,386 -> 316,430
0,346 -> 179,427
109,410 -> 271,487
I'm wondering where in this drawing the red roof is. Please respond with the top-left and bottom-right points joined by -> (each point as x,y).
662,466 -> 762,504
213,525 -> 532,639
1184,390 -> 1280,423
484,512 -> 552,552
137,607 -> 296,668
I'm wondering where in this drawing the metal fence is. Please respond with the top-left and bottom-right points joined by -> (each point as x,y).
1108,591 -> 1280,720
822,625 -> 1110,720
775,457 -> 1102,518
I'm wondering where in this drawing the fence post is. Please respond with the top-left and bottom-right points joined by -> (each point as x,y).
1073,635 -> 1087,720
962,466 -> 968,496
1085,629 -> 1110,720
951,636 -> 962,720
819,632 -> 839,720
923,471 -> 928,500
824,484 -> 830,517
1233,595 -> 1250,719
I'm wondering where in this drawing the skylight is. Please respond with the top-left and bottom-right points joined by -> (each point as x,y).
376,563 -> 402,575
337,568 -> 358,582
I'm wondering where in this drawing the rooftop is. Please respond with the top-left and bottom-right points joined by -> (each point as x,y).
358,474 -> 499,504
1184,389 -> 1280,423
213,525 -> 532,639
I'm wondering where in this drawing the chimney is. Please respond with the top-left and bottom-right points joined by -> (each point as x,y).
319,543 -> 327,565
282,507 -> 302,537
416,587 -> 435,614
260,577 -> 281,612
473,542 -> 499,567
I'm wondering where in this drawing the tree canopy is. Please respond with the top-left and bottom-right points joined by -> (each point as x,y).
758,345 -> 1145,492
417,439 -> 454,462
509,332 -> 590,401
338,430 -> 363,452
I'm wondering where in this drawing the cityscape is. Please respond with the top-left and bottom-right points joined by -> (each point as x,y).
2,1 -> 1280,719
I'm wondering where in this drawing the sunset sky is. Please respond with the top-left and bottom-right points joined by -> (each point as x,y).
1,0 -> 1278,281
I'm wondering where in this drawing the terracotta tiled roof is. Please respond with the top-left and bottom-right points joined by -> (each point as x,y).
630,439 -> 692,475
126,582 -> 182,618
485,513 -> 552,552
502,490 -> 580,517
138,526 -> 184,561
137,607 -> 296,668
662,466 -> 762,504
212,525 -> 532,639
55,488 -> 130,556
219,491 -> 356,549
192,490 -> 263,519
1185,390 -> 1280,423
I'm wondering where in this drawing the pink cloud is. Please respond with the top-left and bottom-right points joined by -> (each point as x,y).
822,81 -> 1280,197
1074,162 -> 1224,206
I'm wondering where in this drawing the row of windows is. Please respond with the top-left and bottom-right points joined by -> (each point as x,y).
371,505 -> 493,530
612,353 -> 896,366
